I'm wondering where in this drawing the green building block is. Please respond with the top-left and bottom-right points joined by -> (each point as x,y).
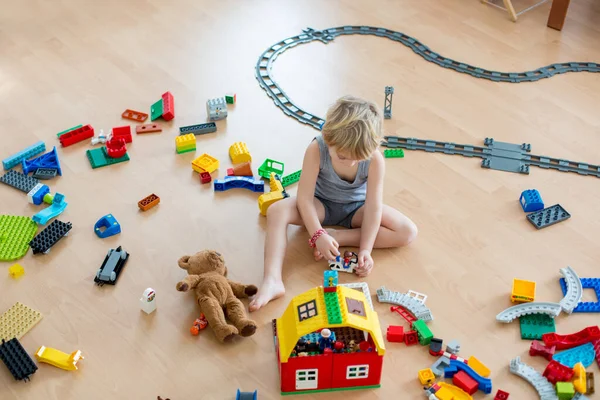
282,170 -> 301,187
86,147 -> 130,169
412,319 -> 433,345
323,291 -> 342,325
258,158 -> 285,179
0,216 -> 38,261
176,146 -> 196,154
56,124 -> 83,138
556,381 -> 575,400
384,149 -> 404,158
519,313 -> 556,340
150,98 -> 164,121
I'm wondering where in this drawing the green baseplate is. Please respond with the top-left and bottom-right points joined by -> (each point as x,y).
0,216 -> 38,261
519,313 -> 556,340
282,384 -> 381,395
86,147 -> 130,169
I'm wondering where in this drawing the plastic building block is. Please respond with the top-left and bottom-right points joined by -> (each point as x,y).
390,305 -> 417,325
282,170 -> 301,187
150,98 -> 163,121
413,319 -> 433,345
558,267 -> 584,314
407,290 -> 428,303
8,263 -> 24,278
530,340 -> 556,361
0,216 -> 38,261
520,189 -> 544,212
59,125 -> 94,147
0,302 -> 42,341
112,126 -> 132,143
140,288 -> 156,314
323,291 -> 342,324
446,340 -> 461,355
56,124 -> 82,138
431,356 -> 451,377
136,123 -> 162,134
26,183 -> 49,205
32,193 -> 67,225
229,142 -> 252,164
444,359 -> 492,394
494,389 -> 510,399
544,360 -> 575,384
556,382 -> 575,400
227,162 -> 253,177
22,147 -> 62,176
553,343 -> 596,368
138,194 -> 160,211
527,204 -> 571,229
35,346 -> 83,371
383,86 -> 393,119
323,270 -> 338,289
29,219 -> 71,255
86,147 -> 130,169
383,148 -> 404,158
418,368 -> 435,385
520,313 -> 556,340
226,93 -> 236,104
175,134 -> 196,154
509,356 -> 557,399
404,330 -> 418,346
386,325 -> 404,342
0,338 -> 37,381
430,338 -> 443,355
214,176 -> 264,193
206,97 -> 227,121
496,302 -> 562,323
586,372 -> 594,394
200,172 -> 212,184
543,327 -> 600,350
512,278 -> 536,303
467,356 -> 490,378
376,286 -> 434,321
0,170 -> 39,193
593,339 -> 600,368
258,158 -> 284,179
328,251 -> 358,274
32,168 -> 57,180
161,91 -> 174,120
95,246 -> 129,286
192,153 -> 219,174
258,173 -> 289,216
559,277 -> 600,313
236,389 -> 257,400
122,109 -> 148,122
573,363 -> 587,394
2,141 -> 46,170
453,370 -> 478,395
106,137 -> 127,158
179,122 -> 216,135
94,214 -> 121,238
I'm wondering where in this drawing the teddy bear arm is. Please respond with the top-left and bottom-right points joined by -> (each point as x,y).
175,275 -> 203,292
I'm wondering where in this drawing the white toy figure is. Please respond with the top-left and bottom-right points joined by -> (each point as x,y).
91,129 -> 110,145
328,251 -> 358,274
140,288 -> 156,314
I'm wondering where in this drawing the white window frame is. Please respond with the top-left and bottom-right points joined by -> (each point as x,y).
295,368 -> 318,390
346,364 -> 369,380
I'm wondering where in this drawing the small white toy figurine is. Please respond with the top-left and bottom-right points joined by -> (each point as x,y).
140,288 -> 156,314
327,251 -> 358,274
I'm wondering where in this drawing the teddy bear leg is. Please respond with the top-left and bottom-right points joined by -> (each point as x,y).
199,298 -> 239,342
224,297 -> 257,337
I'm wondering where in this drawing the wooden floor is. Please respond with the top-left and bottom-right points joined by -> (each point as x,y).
1,1 -> 600,399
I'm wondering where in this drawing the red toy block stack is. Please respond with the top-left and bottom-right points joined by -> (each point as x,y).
543,360 -> 574,384
494,389 -> 510,399
112,126 -> 132,143
404,330 -> 418,346
106,137 -> 127,158
529,340 -> 555,361
542,326 -> 600,350
200,172 -> 212,184
386,325 -> 404,343
162,91 -> 175,121
59,124 -> 94,147
453,370 -> 478,395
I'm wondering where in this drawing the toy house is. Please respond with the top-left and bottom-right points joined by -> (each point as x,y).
272,271 -> 385,394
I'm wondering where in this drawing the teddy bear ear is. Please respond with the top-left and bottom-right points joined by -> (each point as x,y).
178,255 -> 191,270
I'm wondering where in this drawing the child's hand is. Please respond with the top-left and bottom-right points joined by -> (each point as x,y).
355,250 -> 374,277
316,234 -> 340,261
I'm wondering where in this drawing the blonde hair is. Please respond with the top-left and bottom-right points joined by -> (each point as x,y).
321,95 -> 382,160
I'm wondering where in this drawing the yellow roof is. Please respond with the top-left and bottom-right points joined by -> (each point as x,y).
276,285 -> 385,363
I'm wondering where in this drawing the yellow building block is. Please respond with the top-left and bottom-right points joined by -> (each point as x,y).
437,383 -> 473,400
229,142 -> 251,164
35,346 -> 84,371
511,278 -> 536,303
8,263 -> 24,278
258,173 -> 287,216
418,368 -> 435,385
467,355 -> 490,378
573,362 -> 586,393
175,134 -> 196,150
191,153 -> 219,173
0,302 -> 43,341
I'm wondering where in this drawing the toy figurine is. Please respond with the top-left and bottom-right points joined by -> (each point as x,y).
318,329 -> 334,351
190,313 -> 208,335
328,251 -> 358,274
140,288 -> 157,314
295,338 -> 309,353
333,341 -> 345,353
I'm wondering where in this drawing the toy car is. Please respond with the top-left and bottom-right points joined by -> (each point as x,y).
94,246 -> 129,286
328,251 -> 358,273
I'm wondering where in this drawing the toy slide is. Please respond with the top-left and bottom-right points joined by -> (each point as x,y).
35,345 -> 83,371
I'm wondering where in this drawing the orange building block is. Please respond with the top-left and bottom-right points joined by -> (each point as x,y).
136,124 -> 162,134
227,162 -> 253,177
122,109 -> 148,122
138,194 -> 160,211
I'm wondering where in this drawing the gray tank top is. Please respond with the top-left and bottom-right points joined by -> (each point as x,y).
313,134 -> 370,203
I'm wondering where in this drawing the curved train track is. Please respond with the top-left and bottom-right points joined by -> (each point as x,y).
255,26 -> 600,130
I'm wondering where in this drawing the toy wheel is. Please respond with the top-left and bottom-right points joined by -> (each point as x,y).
120,250 -> 127,260
110,271 -> 116,281
328,264 -> 337,270
43,249 -> 51,255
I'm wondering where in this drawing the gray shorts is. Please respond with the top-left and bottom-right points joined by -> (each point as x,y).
316,196 -> 365,229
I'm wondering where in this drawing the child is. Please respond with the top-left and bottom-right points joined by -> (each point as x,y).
249,96 -> 417,311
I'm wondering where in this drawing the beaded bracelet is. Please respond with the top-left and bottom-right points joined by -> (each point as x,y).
309,229 -> 327,248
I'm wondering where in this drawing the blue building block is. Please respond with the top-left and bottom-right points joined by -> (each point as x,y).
560,277 -> 600,313
22,147 -> 62,176
27,184 -> 50,205
236,389 -> 257,400
553,342 -> 596,368
94,214 -> 121,238
32,193 -> 67,225
213,176 -> 264,193
519,189 -> 544,212
324,270 -> 338,288
2,141 -> 46,170
301,331 -> 336,345
444,359 -> 492,394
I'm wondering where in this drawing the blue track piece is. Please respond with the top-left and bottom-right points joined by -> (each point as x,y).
444,359 -> 493,394
32,193 -> 67,225
22,147 -> 61,176
214,176 -> 264,193
552,343 -> 596,368
560,277 -> 600,313
94,214 -> 121,238
2,141 -> 46,170
520,189 -> 544,213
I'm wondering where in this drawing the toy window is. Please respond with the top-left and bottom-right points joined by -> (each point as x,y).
347,365 -> 369,379
296,369 -> 318,390
297,300 -> 318,321
346,298 -> 366,317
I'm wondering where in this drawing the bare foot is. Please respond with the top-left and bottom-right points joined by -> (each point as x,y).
249,278 -> 285,312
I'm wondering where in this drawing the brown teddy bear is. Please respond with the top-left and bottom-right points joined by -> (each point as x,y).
175,250 -> 258,342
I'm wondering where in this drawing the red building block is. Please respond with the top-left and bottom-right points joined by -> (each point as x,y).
543,360 -> 574,384
529,340 -> 555,361
494,389 -> 510,399
162,91 -> 175,121
200,172 -> 212,184
390,305 -> 417,324
106,137 -> 127,158
404,330 -> 418,346
453,370 -> 478,395
386,325 -> 404,343
59,124 -> 94,147
112,126 -> 132,143
543,326 -> 600,350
